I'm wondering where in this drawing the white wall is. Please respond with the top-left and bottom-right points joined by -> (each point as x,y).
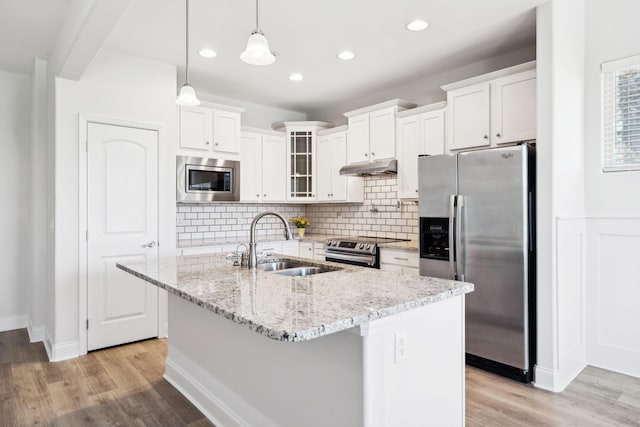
52,49 -> 177,359
583,0 -> 640,378
307,46 -> 536,125
28,58 -> 48,342
534,0 -> 587,393
0,70 -> 32,332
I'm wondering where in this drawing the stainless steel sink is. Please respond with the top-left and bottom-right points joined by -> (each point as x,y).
257,260 -> 341,276
275,266 -> 337,277
257,261 -> 306,271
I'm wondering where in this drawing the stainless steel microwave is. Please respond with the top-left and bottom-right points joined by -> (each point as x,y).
176,156 -> 240,202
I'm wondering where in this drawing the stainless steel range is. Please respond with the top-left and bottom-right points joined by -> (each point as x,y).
324,236 -> 409,268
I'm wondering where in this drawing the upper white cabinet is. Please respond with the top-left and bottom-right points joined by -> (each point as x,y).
316,127 -> 364,203
442,62 -> 536,151
396,103 -> 446,199
179,103 -> 244,155
344,99 -> 416,164
240,128 -> 287,203
281,121 -> 330,202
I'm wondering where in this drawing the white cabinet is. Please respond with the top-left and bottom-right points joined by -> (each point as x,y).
299,241 -> 314,259
282,122 -> 331,202
490,71 -> 537,145
380,249 -> 419,275
446,83 -> 491,151
344,99 -> 416,164
442,64 -> 536,151
281,241 -> 300,257
179,104 -> 243,155
316,128 -> 364,203
240,130 -> 287,202
396,103 -> 446,199
314,242 -> 326,261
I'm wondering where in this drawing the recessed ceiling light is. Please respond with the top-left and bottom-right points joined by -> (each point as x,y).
198,48 -> 217,58
289,73 -> 304,81
406,19 -> 429,32
337,50 -> 356,61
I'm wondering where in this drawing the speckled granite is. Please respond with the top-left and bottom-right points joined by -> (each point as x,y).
117,253 -> 472,342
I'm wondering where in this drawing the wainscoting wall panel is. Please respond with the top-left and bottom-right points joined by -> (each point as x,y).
587,217 -> 640,378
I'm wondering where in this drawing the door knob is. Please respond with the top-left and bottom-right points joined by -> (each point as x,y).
142,241 -> 156,248
256,194 -> 260,197
483,135 -> 489,140
215,142 -> 220,146
205,141 -> 210,145
364,153 -> 368,157
496,133 -> 502,138
371,152 -> 376,156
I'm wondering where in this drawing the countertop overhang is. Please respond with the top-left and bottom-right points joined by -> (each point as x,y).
117,253 -> 473,342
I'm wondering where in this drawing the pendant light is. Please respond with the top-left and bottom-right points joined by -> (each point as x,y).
176,0 -> 200,106
240,0 -> 276,66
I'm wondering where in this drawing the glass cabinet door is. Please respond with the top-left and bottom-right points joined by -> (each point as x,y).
289,131 -> 313,198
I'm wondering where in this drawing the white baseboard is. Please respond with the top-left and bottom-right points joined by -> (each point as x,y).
0,314 -> 27,332
27,323 -> 45,342
47,339 -> 80,362
164,356 -> 246,427
534,361 -> 587,392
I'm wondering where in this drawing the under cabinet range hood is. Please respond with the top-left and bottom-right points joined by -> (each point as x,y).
339,159 -> 398,176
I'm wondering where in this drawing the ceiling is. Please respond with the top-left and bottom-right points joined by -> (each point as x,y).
105,0 -> 544,112
0,0 -> 544,113
0,0 -> 71,74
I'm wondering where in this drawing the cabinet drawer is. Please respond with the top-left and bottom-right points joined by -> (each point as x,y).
379,250 -> 419,267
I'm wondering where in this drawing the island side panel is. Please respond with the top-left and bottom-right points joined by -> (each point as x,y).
164,293 -> 365,427
360,295 -> 465,427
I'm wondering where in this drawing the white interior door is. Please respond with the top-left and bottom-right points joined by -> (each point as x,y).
87,122 -> 159,351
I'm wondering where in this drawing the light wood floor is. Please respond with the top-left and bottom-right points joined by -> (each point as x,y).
1,329 -> 639,426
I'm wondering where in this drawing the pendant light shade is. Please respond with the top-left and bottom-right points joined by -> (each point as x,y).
240,0 -> 275,66
176,83 -> 200,106
240,31 -> 275,65
176,0 -> 200,106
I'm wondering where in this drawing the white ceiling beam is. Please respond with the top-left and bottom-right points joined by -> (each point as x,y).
49,0 -> 134,80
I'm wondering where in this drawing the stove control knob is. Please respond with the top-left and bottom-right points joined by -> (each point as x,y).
330,240 -> 336,246
359,243 -> 365,249
365,244 -> 371,250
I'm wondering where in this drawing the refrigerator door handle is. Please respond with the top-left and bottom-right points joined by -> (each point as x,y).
456,195 -> 465,282
449,195 -> 457,280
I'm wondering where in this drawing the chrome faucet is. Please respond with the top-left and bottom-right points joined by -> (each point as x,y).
248,211 -> 293,268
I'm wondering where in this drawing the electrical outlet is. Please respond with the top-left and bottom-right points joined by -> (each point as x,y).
395,331 -> 408,363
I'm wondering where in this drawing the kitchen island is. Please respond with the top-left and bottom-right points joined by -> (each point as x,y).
117,253 -> 473,427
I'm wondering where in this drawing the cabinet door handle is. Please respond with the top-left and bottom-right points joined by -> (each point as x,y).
205,141 -> 210,145
394,257 -> 408,261
142,241 -> 156,248
371,152 -> 376,156
496,133 -> 502,138
256,194 -> 260,197
364,153 -> 368,157
263,194 -> 267,197
215,141 -> 220,146
415,189 -> 419,193
483,135 -> 489,140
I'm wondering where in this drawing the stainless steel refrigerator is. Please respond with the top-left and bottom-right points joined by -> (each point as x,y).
418,143 -> 535,383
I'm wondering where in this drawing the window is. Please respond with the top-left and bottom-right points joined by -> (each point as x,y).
602,54 -> 640,172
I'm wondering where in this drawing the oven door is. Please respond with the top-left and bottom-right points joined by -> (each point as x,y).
177,156 -> 240,202
325,251 -> 378,268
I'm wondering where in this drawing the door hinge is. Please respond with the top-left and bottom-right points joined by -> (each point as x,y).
86,319 -> 89,330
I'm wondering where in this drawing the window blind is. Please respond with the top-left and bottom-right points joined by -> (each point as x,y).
602,55 -> 640,172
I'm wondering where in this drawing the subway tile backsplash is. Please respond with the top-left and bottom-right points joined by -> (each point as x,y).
176,203 -> 307,243
305,176 -> 419,241
176,176 -> 419,244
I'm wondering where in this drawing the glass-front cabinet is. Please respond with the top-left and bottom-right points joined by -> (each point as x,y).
283,122 -> 330,202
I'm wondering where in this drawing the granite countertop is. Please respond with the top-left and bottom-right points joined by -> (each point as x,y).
178,233 -> 419,253
117,253 -> 472,342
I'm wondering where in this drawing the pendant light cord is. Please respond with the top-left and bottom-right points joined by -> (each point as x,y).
185,0 -> 190,84
255,0 -> 259,30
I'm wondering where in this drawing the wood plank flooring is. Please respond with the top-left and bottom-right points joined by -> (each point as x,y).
1,328 -> 639,426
